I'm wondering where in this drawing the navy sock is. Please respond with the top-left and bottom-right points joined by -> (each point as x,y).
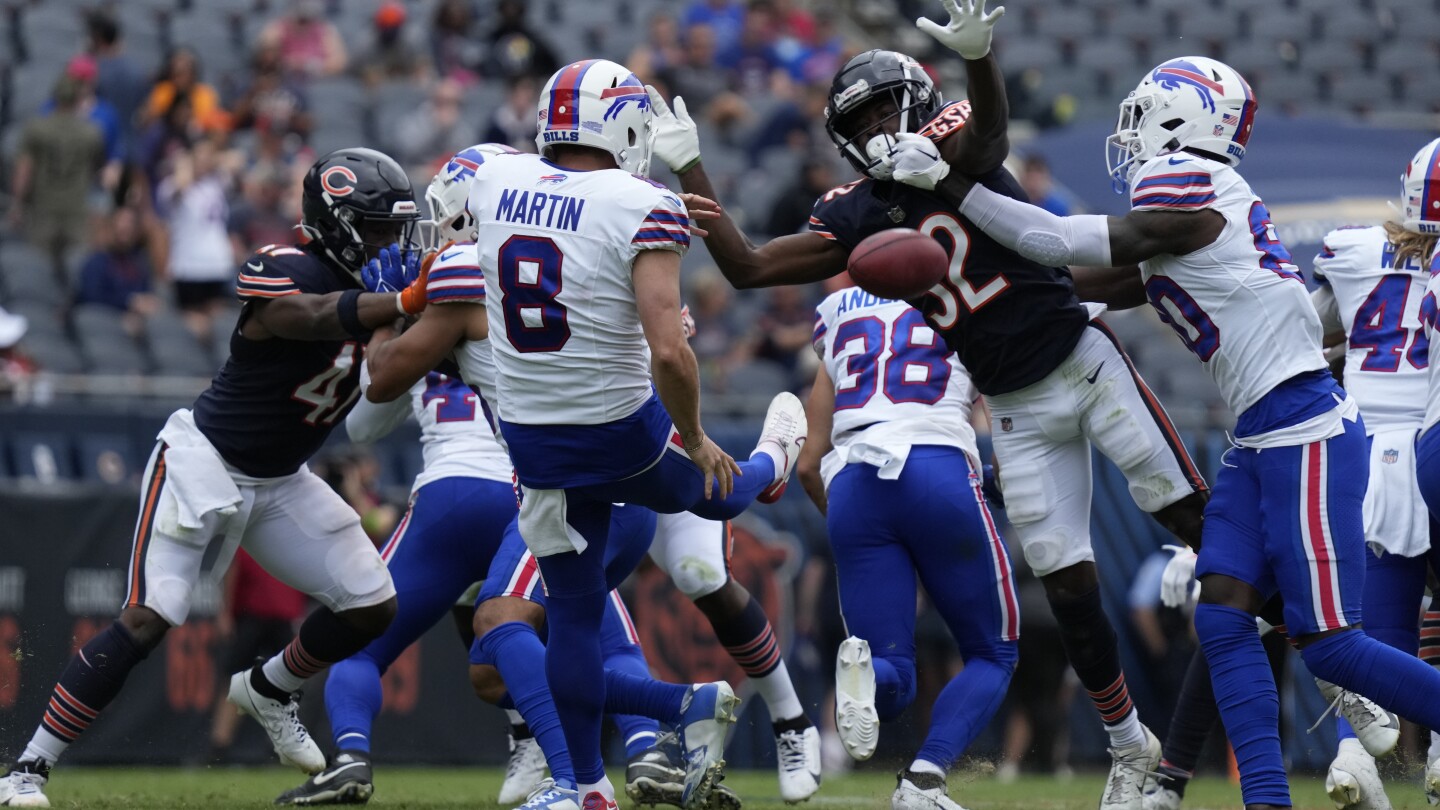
476,621 -> 575,787
1303,628 -> 1440,732
712,596 -> 783,678
535,549 -> 609,786
37,622 -> 148,751
1195,603 -> 1288,806
260,607 -> 384,698
1159,650 -> 1218,779
1046,585 -> 1137,732
324,655 -> 383,754
915,647 -> 1015,770
603,669 -> 687,723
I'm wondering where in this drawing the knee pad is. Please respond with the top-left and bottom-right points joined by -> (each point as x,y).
667,554 -> 729,600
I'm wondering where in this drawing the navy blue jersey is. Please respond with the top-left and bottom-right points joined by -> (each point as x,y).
192,243 -> 366,478
808,101 -> 1089,395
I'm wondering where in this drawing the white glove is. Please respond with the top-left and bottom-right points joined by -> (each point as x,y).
646,85 -> 701,174
1159,544 -> 1200,609
917,0 -> 1006,61
889,132 -> 951,190
866,134 -> 898,180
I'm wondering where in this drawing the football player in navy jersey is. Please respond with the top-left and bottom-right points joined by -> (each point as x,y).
646,2 -> 1209,806
0,148 -> 432,809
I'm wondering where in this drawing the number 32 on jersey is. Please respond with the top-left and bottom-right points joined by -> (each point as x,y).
916,213 -> 1009,328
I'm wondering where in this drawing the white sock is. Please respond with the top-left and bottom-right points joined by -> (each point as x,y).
21,727 -> 68,767
909,758 -> 946,778
750,443 -> 785,482
505,709 -> 525,727
1105,711 -> 1146,750
753,661 -> 805,725
261,653 -> 306,694
1429,730 -> 1440,763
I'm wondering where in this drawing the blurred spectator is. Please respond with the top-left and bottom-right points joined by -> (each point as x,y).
483,76 -> 540,153
484,0 -> 560,81
75,207 -> 161,335
230,43 -> 313,141
207,549 -> 307,763
257,0 -> 348,79
430,0 -> 482,83
52,56 -> 124,197
84,10 -> 147,157
155,138 -> 235,338
1018,154 -> 1076,216
356,1 -> 432,88
0,308 -> 36,380
9,76 -> 105,288
317,447 -> 398,544
683,0 -> 745,55
664,24 -> 750,135
393,78 -> 468,168
686,266 -> 754,387
774,0 -> 817,41
626,12 -> 686,83
765,159 -> 836,238
790,10 -> 845,86
997,563 -> 1075,781
229,165 -> 300,255
747,82 -> 829,159
719,2 -> 786,96
144,49 -> 229,134
751,284 -> 816,376
134,92 -> 200,207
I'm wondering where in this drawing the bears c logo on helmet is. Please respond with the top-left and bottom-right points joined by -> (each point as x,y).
320,166 -> 358,197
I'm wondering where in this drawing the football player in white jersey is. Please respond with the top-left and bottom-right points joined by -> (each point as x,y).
887,55 -> 1440,810
1307,140 -> 1440,810
1412,139 -> 1440,808
796,287 -> 1018,810
462,59 -> 805,810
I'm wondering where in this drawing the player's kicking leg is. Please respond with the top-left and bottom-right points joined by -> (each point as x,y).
275,476 -> 516,806
648,512 -> 820,803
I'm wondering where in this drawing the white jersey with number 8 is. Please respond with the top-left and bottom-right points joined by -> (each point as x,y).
468,152 -> 690,426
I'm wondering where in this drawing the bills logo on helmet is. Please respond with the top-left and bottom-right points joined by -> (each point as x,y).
1151,59 -> 1222,112
321,166 -> 358,196
600,82 -> 649,121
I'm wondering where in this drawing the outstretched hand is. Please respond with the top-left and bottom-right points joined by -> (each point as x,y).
679,192 -> 722,237
646,85 -> 703,174
361,244 -> 421,294
917,0 -> 1005,61
888,132 -> 952,191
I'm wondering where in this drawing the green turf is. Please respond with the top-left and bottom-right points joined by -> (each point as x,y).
28,766 -> 1439,809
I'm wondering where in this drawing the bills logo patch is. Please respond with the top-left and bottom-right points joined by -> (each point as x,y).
1382,449 -> 1399,464
1000,417 -> 1013,433
538,174 -> 567,185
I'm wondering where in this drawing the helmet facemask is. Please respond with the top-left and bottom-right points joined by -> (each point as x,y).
827,80 -> 936,180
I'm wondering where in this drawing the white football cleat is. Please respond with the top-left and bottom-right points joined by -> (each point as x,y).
835,637 -> 879,761
1141,785 -> 1182,810
775,725 -> 821,803
1315,679 -> 1400,758
514,778 -> 580,810
1424,748 -> 1439,806
892,771 -> 965,810
1326,741 -> 1392,810
499,731 -> 549,804
755,392 -> 806,503
0,761 -> 50,808
678,681 -> 740,809
1100,725 -> 1161,810
228,669 -> 326,774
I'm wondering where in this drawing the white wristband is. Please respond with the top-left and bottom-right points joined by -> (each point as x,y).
395,292 -> 405,315
959,183 -> 1113,267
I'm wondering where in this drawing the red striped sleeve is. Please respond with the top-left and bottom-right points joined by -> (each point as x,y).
236,263 -> 301,300
632,202 -> 691,253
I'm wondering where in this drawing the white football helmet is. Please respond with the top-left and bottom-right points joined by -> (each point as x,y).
1401,137 -> 1440,234
535,59 -> 652,175
1106,56 -> 1257,193
421,142 -> 519,250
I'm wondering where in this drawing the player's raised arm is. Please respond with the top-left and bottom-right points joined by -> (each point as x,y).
647,87 -> 848,289
916,0 -> 1009,175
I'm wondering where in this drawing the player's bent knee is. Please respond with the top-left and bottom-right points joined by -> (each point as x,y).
473,596 -> 545,638
1152,491 -> 1209,547
339,595 -> 398,637
1039,560 -> 1099,600
118,606 -> 172,650
1197,574 -> 1264,613
469,663 -> 507,704
670,556 -> 730,601
874,656 -> 918,720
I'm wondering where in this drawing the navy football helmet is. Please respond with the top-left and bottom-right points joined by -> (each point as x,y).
824,49 -> 943,179
300,148 -> 420,281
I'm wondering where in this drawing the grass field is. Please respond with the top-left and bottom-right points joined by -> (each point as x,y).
27,766 -> 1440,809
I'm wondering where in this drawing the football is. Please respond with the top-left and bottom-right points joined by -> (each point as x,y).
846,228 -> 950,300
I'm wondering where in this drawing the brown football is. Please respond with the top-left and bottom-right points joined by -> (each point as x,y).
846,228 -> 949,300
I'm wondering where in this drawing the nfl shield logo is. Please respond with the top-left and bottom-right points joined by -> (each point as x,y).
1382,449 -> 1399,464
1000,417 -> 1013,433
